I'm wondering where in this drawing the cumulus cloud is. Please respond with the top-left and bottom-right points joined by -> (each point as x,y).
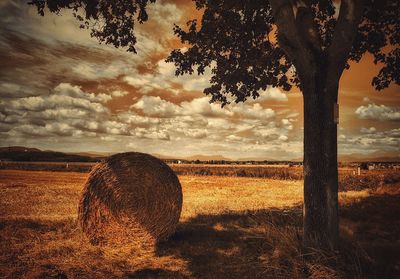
125,60 -> 289,103
281,119 -> 293,130
278,135 -> 288,142
111,90 -> 129,97
0,82 -> 131,139
338,128 -> 400,155
124,75 -> 163,94
226,134 -> 244,142
132,95 -> 181,117
123,93 -> 297,147
118,112 -> 160,125
72,62 -> 132,80
132,95 -> 275,120
360,127 -> 376,134
134,127 -> 170,140
181,97 -> 233,117
206,118 -> 233,130
286,112 -> 300,119
232,103 -> 275,119
3,82 -> 273,145
54,83 -> 112,103
182,129 -> 208,139
253,121 -> 290,141
124,59 -> 213,95
101,135 -> 116,142
3,85 -> 110,116
257,87 -> 288,102
355,103 -> 400,121
0,82 -> 37,98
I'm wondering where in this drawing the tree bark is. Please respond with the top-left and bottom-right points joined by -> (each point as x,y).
302,77 -> 339,250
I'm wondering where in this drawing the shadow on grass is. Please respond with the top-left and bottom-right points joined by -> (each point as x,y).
340,193 -> 400,278
124,268 -> 190,279
152,194 -> 400,279
156,206 -> 304,279
1,194 -> 399,279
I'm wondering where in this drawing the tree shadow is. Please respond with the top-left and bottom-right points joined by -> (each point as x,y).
340,193 -> 400,278
156,206 -> 304,279
2,194 -> 399,278
153,193 -> 400,278
124,268 -> 189,279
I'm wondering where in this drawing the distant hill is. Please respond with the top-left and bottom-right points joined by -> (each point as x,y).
185,154 -> 232,161
73,151 -> 113,158
0,146 -> 41,153
1,146 -> 398,163
151,153 -> 182,160
238,157 -> 285,162
339,152 -> 400,162
0,146 -> 103,162
292,152 -> 400,163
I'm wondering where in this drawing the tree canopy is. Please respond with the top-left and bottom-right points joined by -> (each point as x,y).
167,0 -> 399,103
29,0 -> 399,105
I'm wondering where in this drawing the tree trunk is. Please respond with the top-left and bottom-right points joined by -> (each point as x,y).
302,79 -> 339,250
267,0 -> 364,253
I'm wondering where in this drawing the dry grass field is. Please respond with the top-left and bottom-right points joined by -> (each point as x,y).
1,169 -> 400,278
1,161 -> 395,191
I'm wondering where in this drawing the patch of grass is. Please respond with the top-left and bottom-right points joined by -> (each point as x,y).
171,164 -> 304,180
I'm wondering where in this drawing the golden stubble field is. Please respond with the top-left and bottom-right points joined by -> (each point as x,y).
0,169 -> 399,278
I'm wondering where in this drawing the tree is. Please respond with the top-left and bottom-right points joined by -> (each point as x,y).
29,0 -> 399,250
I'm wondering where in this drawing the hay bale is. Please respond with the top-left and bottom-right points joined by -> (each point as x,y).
78,152 -> 182,246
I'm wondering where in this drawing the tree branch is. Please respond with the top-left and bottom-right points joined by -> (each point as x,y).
293,1 -> 323,54
269,0 -> 322,91
327,0 -> 364,84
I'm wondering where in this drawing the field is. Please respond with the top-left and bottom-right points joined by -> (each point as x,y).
1,167 -> 400,278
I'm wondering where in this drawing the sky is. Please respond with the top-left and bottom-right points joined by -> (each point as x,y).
0,0 -> 399,160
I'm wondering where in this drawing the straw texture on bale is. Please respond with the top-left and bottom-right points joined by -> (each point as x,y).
78,152 -> 182,246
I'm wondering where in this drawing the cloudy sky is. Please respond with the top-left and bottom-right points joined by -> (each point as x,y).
0,0 -> 399,160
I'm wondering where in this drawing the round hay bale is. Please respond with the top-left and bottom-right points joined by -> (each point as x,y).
78,152 -> 182,246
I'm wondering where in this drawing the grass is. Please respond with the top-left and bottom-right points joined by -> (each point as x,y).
171,164 -> 304,180
0,169 -> 399,278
